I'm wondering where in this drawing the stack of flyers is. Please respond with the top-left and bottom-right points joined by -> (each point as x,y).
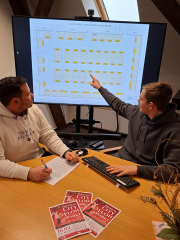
82,198 -> 121,238
49,191 -> 121,239
63,191 -> 93,210
49,201 -> 91,240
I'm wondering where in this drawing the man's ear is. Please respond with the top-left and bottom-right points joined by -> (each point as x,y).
149,102 -> 154,110
11,97 -> 21,107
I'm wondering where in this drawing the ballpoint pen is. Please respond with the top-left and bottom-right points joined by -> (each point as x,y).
41,159 -> 48,169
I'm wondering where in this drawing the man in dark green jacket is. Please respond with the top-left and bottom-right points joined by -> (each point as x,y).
90,74 -> 180,182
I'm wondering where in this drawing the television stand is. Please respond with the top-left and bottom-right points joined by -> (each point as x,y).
56,106 -> 121,147
74,105 -> 99,133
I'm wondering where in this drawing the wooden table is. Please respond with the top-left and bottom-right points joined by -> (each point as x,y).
0,149 -> 169,240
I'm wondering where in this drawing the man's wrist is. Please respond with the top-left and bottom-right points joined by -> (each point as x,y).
62,149 -> 72,158
98,85 -> 102,90
27,168 -> 32,180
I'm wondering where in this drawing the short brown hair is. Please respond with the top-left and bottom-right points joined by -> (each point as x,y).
0,76 -> 27,106
142,82 -> 172,111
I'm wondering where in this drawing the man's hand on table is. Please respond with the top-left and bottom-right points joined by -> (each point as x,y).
106,165 -> 137,177
65,151 -> 79,163
28,166 -> 52,181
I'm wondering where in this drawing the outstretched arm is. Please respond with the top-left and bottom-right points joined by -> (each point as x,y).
89,74 -> 138,120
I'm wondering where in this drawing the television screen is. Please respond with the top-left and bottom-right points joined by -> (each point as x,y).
12,16 -> 166,107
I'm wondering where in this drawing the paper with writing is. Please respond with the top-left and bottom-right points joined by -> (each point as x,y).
43,156 -> 80,185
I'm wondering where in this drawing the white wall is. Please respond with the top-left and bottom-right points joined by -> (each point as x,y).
0,1 -> 15,77
103,0 -> 139,21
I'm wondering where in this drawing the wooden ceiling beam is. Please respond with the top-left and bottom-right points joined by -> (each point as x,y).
151,0 -> 180,35
9,0 -> 31,16
34,0 -> 55,17
48,105 -> 67,130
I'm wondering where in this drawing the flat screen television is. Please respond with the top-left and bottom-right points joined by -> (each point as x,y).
12,16 -> 166,107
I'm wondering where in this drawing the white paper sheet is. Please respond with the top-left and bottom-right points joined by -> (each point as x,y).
43,156 -> 80,185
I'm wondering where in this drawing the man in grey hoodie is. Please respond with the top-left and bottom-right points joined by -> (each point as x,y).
90,74 -> 180,182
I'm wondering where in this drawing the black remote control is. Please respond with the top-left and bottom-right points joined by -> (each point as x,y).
90,140 -> 104,149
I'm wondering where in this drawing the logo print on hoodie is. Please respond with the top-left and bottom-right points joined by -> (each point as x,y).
18,128 -> 35,140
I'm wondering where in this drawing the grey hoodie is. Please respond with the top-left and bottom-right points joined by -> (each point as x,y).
99,86 -> 180,182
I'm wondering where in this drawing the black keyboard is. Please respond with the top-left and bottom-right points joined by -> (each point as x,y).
82,156 -> 140,189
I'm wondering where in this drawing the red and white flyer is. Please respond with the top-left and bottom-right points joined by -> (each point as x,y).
82,198 -> 121,238
49,201 -> 91,240
63,190 -> 93,210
